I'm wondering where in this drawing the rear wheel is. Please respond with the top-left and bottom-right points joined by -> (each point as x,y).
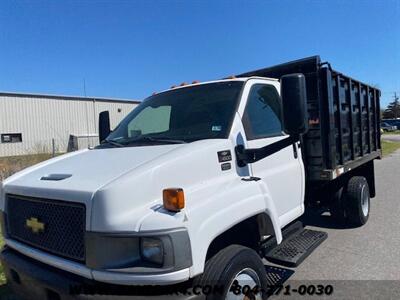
195,245 -> 268,300
344,176 -> 370,226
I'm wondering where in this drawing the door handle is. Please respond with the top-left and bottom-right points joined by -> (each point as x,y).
292,143 -> 298,159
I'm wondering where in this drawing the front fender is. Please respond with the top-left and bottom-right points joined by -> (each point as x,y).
257,180 -> 283,243
186,178 -> 282,277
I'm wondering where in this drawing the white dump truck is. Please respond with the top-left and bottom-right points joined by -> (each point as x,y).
0,56 -> 381,299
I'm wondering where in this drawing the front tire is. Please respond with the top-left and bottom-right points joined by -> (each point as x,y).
195,245 -> 268,300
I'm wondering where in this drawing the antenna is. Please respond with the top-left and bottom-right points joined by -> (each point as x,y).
83,78 -> 91,147
83,78 -> 87,97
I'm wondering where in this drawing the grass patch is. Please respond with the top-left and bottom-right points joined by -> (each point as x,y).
382,140 -> 400,156
382,130 -> 400,135
0,153 -> 56,181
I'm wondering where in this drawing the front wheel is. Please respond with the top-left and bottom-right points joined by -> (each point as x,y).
194,245 -> 268,300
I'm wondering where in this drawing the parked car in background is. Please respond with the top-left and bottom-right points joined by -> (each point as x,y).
381,122 -> 397,132
382,119 -> 400,130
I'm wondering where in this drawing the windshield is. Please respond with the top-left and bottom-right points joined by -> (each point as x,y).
103,81 -> 243,146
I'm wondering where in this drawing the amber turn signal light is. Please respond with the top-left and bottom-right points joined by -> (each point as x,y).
163,188 -> 185,212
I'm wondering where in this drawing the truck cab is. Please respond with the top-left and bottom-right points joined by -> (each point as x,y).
0,56 -> 380,300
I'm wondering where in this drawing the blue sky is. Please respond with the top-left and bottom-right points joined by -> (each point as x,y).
0,0 -> 399,107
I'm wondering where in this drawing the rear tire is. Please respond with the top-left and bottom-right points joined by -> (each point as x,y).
344,176 -> 370,226
194,245 -> 268,300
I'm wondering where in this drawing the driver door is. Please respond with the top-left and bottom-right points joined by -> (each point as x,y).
241,81 -> 304,224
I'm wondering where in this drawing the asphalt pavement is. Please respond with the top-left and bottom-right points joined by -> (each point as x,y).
268,148 -> 400,299
382,134 -> 400,142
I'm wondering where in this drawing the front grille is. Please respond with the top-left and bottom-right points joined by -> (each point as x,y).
6,194 -> 86,262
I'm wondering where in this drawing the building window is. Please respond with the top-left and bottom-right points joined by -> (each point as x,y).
1,133 -> 22,143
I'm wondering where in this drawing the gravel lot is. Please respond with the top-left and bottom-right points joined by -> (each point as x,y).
270,149 -> 400,299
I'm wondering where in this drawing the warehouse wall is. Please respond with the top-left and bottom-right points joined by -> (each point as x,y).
0,93 -> 139,157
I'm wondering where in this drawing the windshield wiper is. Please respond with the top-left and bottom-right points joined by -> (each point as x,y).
125,136 -> 187,144
102,139 -> 124,147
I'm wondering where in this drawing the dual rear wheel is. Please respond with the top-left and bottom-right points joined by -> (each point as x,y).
330,176 -> 370,226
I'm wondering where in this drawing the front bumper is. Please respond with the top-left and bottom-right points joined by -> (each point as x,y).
1,247 -> 198,300
5,238 -> 191,285
1,204 -> 192,286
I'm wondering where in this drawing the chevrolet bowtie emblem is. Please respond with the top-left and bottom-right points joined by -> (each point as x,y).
26,217 -> 45,234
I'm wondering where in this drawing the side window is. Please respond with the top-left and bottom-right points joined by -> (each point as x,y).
242,84 -> 283,140
127,106 -> 171,137
1,133 -> 22,143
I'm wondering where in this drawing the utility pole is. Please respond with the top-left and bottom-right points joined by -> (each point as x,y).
394,92 -> 399,119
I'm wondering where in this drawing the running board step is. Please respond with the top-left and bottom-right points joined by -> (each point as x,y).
262,222 -> 327,267
264,265 -> 294,295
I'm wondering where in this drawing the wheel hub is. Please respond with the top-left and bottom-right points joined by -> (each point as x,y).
361,185 -> 369,217
226,268 -> 262,300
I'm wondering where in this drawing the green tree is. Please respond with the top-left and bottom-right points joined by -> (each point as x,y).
383,96 -> 400,119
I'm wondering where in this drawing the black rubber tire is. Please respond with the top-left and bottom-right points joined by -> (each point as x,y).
329,187 -> 347,224
344,176 -> 370,226
194,245 -> 268,300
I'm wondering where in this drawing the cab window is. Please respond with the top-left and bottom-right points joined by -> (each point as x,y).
242,84 -> 283,140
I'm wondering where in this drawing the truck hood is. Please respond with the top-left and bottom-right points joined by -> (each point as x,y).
2,139 -> 236,232
2,145 -> 182,201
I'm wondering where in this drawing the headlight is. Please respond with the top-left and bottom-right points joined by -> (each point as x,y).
140,237 -> 164,265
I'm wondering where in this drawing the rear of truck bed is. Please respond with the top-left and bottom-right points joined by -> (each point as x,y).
237,55 -> 381,182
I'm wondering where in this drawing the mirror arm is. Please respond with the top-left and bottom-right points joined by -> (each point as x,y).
235,134 -> 300,167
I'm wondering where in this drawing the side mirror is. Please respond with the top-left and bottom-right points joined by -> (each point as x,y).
99,111 -> 111,143
280,73 -> 308,136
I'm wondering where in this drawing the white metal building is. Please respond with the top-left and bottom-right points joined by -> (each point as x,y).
0,92 -> 139,157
